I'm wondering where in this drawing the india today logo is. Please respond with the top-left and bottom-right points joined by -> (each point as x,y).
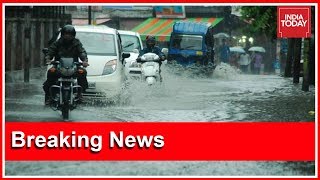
277,6 -> 311,38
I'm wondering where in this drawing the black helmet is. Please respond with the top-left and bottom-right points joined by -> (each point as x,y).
61,24 -> 76,37
146,35 -> 156,48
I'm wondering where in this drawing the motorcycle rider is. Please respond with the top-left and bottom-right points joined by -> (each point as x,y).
138,35 -> 166,81
43,24 -> 89,105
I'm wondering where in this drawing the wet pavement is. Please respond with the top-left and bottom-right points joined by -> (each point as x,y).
5,64 -> 315,122
4,63 -> 316,176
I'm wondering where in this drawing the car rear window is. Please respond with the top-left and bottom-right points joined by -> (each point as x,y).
77,32 -> 117,56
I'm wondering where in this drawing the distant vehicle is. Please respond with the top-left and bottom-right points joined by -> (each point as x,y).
118,30 -> 144,79
48,25 -> 130,100
137,53 -> 162,85
167,21 -> 216,71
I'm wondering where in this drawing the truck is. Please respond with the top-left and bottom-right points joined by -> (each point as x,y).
167,21 -> 215,71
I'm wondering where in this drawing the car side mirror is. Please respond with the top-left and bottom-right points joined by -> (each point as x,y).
122,53 -> 130,64
42,48 -> 49,55
122,53 -> 130,59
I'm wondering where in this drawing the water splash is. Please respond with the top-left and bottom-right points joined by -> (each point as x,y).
212,62 -> 242,80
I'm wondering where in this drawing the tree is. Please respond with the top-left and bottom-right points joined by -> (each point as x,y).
240,7 -> 277,73
240,6 -> 277,40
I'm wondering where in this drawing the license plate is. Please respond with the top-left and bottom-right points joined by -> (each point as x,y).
88,82 -> 96,89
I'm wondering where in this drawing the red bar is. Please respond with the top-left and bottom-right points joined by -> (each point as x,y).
1,0 -> 318,3
5,122 -> 315,161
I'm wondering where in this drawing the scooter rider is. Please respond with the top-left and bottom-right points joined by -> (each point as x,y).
43,24 -> 89,105
140,35 -> 165,60
138,35 -> 166,80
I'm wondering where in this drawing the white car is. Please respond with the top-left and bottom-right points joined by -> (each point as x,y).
73,26 -> 130,99
118,30 -> 143,78
45,25 -> 130,100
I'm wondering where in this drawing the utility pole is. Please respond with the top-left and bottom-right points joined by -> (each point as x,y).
88,6 -> 92,25
308,7 -> 315,86
293,38 -> 302,84
301,38 -> 309,91
284,38 -> 294,77
24,7 -> 31,83
302,58 -> 309,91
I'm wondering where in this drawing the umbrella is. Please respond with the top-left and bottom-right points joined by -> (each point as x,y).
230,46 -> 245,53
213,32 -> 230,38
248,46 -> 266,53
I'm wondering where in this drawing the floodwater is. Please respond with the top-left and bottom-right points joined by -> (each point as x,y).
4,63 -> 316,176
5,63 -> 315,122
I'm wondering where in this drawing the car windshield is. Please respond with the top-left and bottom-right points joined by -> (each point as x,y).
76,32 -> 116,56
171,35 -> 203,50
120,34 -> 142,52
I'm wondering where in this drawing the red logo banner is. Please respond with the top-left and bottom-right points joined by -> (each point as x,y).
277,6 -> 311,38
5,122 -> 315,161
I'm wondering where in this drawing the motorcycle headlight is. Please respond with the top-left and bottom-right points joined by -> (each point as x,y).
130,61 -> 141,68
102,59 -> 117,75
130,61 -> 136,67
60,67 -> 75,76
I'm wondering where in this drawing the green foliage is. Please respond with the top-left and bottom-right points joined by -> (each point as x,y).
240,6 -> 277,40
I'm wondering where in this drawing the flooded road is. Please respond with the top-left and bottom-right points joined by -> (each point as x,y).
4,64 -> 316,176
5,64 -> 315,122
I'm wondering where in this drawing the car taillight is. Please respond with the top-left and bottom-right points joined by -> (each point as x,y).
102,59 -> 117,75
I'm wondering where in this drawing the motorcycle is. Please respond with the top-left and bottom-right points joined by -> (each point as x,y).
48,58 -> 83,120
43,47 -> 83,120
137,53 -> 163,85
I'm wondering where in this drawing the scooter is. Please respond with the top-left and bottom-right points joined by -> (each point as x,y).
137,53 -> 162,85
